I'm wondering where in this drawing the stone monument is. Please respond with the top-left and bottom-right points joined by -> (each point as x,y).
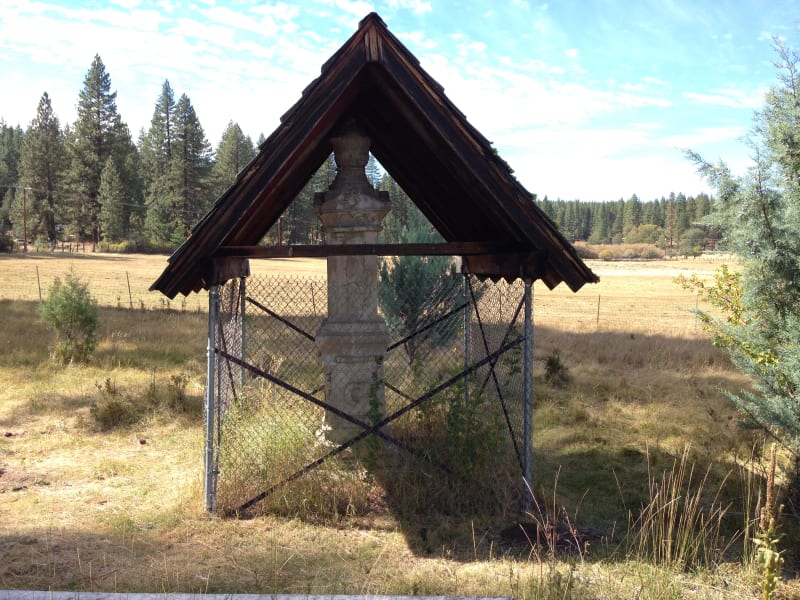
314,122 -> 391,444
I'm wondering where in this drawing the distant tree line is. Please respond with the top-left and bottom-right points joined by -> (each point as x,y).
0,53 -> 714,255
536,192 -> 718,256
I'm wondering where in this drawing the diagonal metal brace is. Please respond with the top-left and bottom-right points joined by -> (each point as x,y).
246,295 -> 316,341
216,349 -> 452,472
230,335 -> 524,513
386,302 -> 467,352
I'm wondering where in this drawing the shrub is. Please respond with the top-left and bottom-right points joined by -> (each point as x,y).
91,378 -> 141,430
544,351 -> 570,386
39,270 -> 100,364
598,249 -> 616,261
0,233 -> 13,252
573,243 -> 598,259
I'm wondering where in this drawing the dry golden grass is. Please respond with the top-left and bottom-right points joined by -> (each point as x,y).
1,251 -> 794,598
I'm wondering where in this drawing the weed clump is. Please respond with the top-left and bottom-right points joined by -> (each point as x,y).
90,374 -> 199,430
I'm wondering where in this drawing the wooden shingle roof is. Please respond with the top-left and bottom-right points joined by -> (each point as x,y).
151,12 -> 598,299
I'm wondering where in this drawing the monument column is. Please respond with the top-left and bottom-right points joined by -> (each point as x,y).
314,122 -> 391,444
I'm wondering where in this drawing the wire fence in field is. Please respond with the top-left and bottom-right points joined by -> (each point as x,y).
0,260 -> 710,334
0,260 -> 209,313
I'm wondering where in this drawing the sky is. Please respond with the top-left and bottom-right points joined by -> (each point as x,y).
1,0 -> 798,202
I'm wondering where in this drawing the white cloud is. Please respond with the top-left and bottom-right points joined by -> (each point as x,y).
664,125 -> 748,148
251,2 -> 300,23
643,76 -> 669,86
322,0 -> 375,20
398,30 -> 438,50
683,87 -> 763,109
108,0 -> 141,8
387,0 -> 432,14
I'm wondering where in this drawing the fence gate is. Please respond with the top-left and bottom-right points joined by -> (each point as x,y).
204,271 -> 534,518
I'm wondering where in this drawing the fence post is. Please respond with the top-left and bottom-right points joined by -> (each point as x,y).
523,277 -> 534,512
596,294 -> 601,329
35,265 -> 42,301
463,274 -> 471,406
205,286 -> 219,514
125,271 -> 134,309
239,277 -> 247,388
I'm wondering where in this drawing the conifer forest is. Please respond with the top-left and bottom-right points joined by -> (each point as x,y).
0,54 -> 714,254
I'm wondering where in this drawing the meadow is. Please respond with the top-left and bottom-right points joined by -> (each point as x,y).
0,251 -> 796,598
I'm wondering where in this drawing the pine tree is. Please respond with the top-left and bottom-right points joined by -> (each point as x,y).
172,94 -> 213,238
143,90 -> 212,244
141,81 -> 178,244
376,180 -> 458,365
622,194 -> 642,237
18,93 -> 66,243
588,203 -> 610,244
280,154 -> 335,244
365,153 -> 382,187
140,80 -> 176,193
0,120 -> 24,233
211,121 -> 256,198
689,37 -> 800,502
98,157 -> 126,242
64,55 -> 125,243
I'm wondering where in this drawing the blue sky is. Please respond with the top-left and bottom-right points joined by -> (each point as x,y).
1,0 -> 797,202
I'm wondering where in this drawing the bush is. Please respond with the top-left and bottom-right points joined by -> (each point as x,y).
598,249 -> 616,261
0,233 -> 13,252
39,271 -> 100,364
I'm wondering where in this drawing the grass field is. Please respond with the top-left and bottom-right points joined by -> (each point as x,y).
0,250 -> 725,331
0,251 -> 797,598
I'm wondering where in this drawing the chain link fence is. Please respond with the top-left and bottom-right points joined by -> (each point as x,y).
207,271 -> 533,517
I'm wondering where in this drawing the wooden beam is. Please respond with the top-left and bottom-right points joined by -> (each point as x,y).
214,242 -> 531,258
462,252 -> 546,280
201,256 -> 251,286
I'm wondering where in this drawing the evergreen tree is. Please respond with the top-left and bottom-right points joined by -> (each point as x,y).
18,93 -> 65,242
689,37 -> 800,502
376,181 -> 459,365
211,121 -> 256,198
622,194 -> 642,237
365,152 -> 382,187
143,90 -> 212,244
64,55 -> 125,243
98,157 -> 126,241
141,81 -> 178,244
562,201 -> 578,241
0,120 -> 24,233
588,203 -> 610,244
113,122 -> 144,237
611,198 -> 625,242
379,174 -> 431,243
539,196 -> 555,222
140,80 -> 176,194
280,154 -> 335,244
172,94 -> 213,237
675,192 -> 691,237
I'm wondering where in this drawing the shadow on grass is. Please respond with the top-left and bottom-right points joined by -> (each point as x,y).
223,324 -> 768,564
